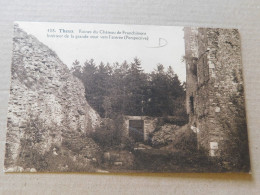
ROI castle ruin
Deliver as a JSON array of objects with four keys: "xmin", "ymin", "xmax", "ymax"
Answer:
[{"xmin": 184, "ymin": 27, "xmax": 249, "ymax": 162}]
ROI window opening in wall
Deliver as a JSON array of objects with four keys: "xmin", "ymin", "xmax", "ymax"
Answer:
[
  {"xmin": 191, "ymin": 58, "xmax": 198, "ymax": 77},
  {"xmin": 190, "ymin": 96, "xmax": 194, "ymax": 114}
]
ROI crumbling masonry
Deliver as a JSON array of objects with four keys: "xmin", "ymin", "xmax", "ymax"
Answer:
[
  {"xmin": 5, "ymin": 25, "xmax": 101, "ymax": 168},
  {"xmin": 184, "ymin": 27, "xmax": 248, "ymax": 158}
]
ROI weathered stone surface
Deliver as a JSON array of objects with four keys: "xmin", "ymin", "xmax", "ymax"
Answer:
[
  {"xmin": 184, "ymin": 27, "xmax": 248, "ymax": 161},
  {"xmin": 5, "ymin": 25, "xmax": 101, "ymax": 169},
  {"xmin": 5, "ymin": 166, "xmax": 24, "ymax": 173},
  {"xmin": 30, "ymin": 168, "xmax": 37, "ymax": 173},
  {"xmin": 151, "ymin": 124, "xmax": 180, "ymax": 146}
]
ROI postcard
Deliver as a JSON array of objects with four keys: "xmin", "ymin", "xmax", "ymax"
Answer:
[{"xmin": 4, "ymin": 22, "xmax": 250, "ymax": 173}]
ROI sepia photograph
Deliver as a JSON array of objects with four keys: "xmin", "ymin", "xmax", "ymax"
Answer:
[{"xmin": 4, "ymin": 22, "xmax": 250, "ymax": 173}]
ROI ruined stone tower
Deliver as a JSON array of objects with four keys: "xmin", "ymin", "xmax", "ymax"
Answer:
[{"xmin": 184, "ymin": 27, "xmax": 249, "ymax": 162}]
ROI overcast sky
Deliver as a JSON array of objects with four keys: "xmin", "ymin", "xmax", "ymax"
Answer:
[{"xmin": 17, "ymin": 21, "xmax": 186, "ymax": 82}]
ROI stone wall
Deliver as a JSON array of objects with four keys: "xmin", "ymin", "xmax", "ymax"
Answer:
[
  {"xmin": 5, "ymin": 25, "xmax": 101, "ymax": 167},
  {"xmin": 123, "ymin": 116, "xmax": 158, "ymax": 141},
  {"xmin": 184, "ymin": 27, "xmax": 248, "ymax": 159},
  {"xmin": 184, "ymin": 27, "xmax": 199, "ymax": 115}
]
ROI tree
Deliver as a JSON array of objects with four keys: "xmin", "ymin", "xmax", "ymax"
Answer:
[
  {"xmin": 81, "ymin": 59, "xmax": 99, "ymax": 113},
  {"xmin": 124, "ymin": 57, "xmax": 147, "ymax": 115},
  {"xmin": 71, "ymin": 60, "xmax": 82, "ymax": 79},
  {"xmin": 103, "ymin": 96, "xmax": 112, "ymax": 118},
  {"xmin": 147, "ymin": 64, "xmax": 186, "ymax": 117},
  {"xmin": 93, "ymin": 62, "xmax": 110, "ymax": 116},
  {"xmin": 71, "ymin": 57, "xmax": 187, "ymax": 123}
]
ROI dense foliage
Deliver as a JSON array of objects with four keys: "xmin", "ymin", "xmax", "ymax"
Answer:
[{"xmin": 71, "ymin": 58, "xmax": 187, "ymax": 119}]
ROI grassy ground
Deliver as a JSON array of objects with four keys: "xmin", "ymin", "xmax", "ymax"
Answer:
[
  {"xmin": 100, "ymin": 147, "xmax": 223, "ymax": 173},
  {"xmin": 97, "ymin": 124, "xmax": 224, "ymax": 173}
]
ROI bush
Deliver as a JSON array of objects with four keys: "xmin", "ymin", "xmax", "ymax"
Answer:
[
  {"xmin": 14, "ymin": 115, "xmax": 101, "ymax": 172},
  {"xmin": 16, "ymin": 138, "xmax": 48, "ymax": 171},
  {"xmin": 162, "ymin": 115, "xmax": 188, "ymax": 126},
  {"xmin": 62, "ymin": 131, "xmax": 101, "ymax": 160},
  {"xmin": 121, "ymin": 136, "xmax": 135, "ymax": 151},
  {"xmin": 90, "ymin": 114, "xmax": 125, "ymax": 149},
  {"xmin": 172, "ymin": 125, "xmax": 197, "ymax": 153},
  {"xmin": 41, "ymin": 144, "xmax": 97, "ymax": 172}
]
